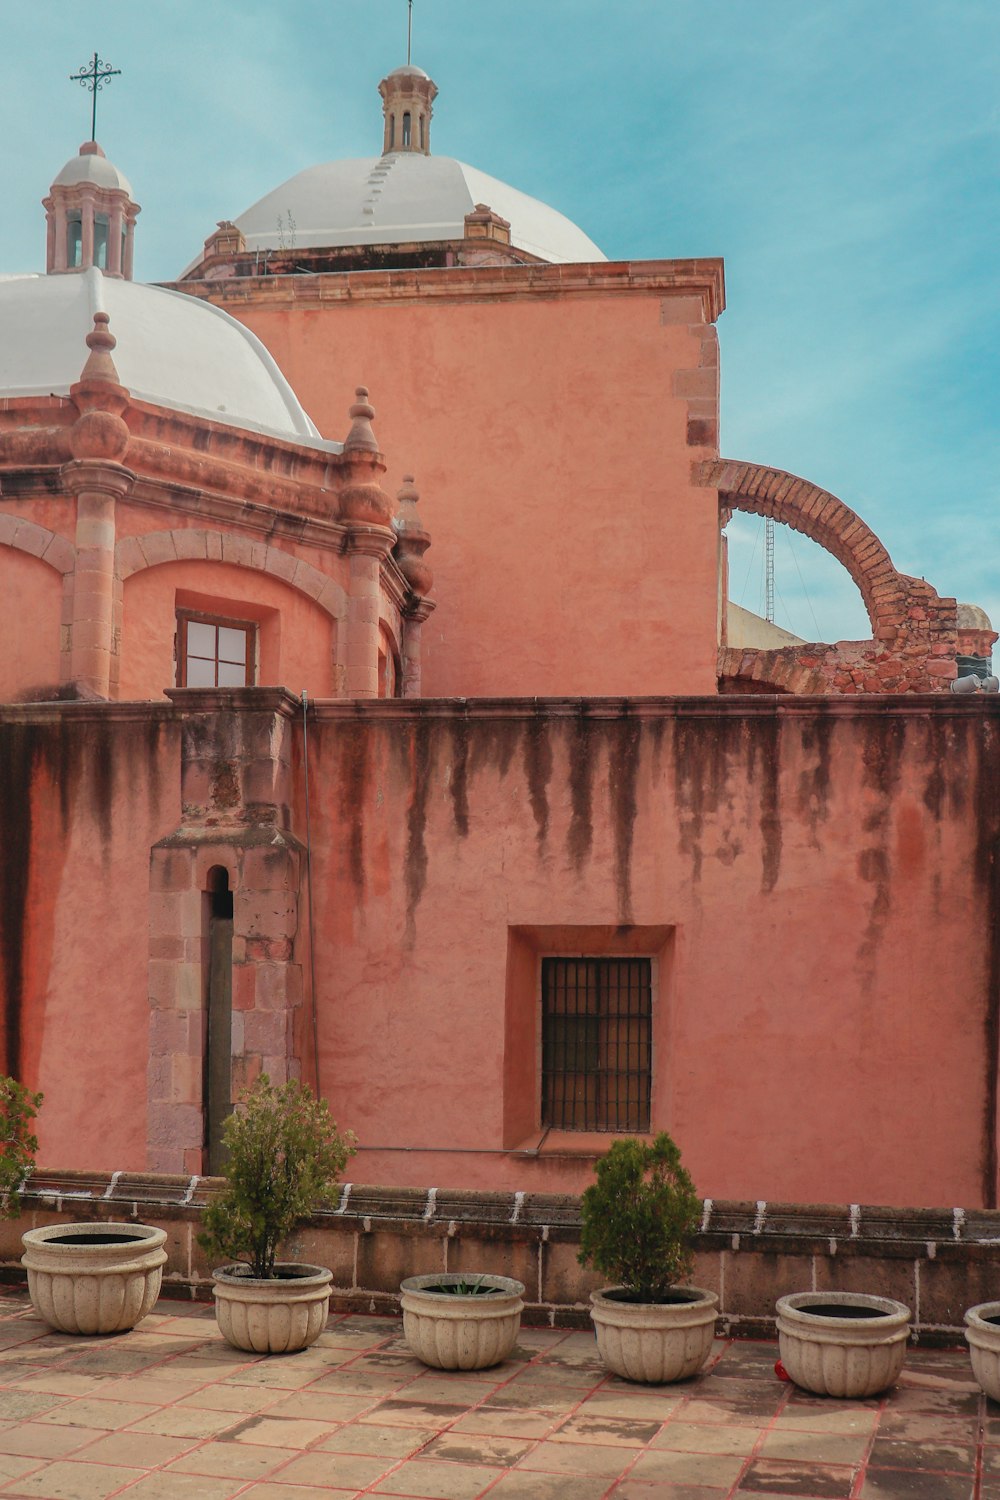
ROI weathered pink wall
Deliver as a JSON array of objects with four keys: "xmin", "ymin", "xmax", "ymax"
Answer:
[
  {"xmin": 0, "ymin": 708, "xmax": 180, "ymax": 1169},
  {"xmin": 0, "ymin": 552, "xmax": 62, "ymax": 700},
  {"xmin": 4, "ymin": 695, "xmax": 997, "ymax": 1210},
  {"xmin": 209, "ymin": 283, "xmax": 722, "ymax": 699},
  {"xmin": 301, "ymin": 699, "xmax": 999, "ymax": 1208}
]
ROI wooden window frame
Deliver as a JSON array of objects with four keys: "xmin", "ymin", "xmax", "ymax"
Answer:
[
  {"xmin": 540, "ymin": 956, "xmax": 653, "ymax": 1133},
  {"xmin": 176, "ymin": 609, "xmax": 256, "ymax": 689}
]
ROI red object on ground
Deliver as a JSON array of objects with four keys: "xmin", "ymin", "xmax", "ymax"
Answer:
[{"xmin": 774, "ymin": 1359, "xmax": 791, "ymax": 1381}]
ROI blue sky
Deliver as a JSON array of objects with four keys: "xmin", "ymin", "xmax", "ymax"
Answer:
[{"xmin": 1, "ymin": 1, "xmax": 997, "ymax": 643}]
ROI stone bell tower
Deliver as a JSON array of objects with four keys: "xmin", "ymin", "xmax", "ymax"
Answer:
[
  {"xmin": 43, "ymin": 142, "xmax": 141, "ymax": 279},
  {"xmin": 379, "ymin": 65, "xmax": 438, "ymax": 155}
]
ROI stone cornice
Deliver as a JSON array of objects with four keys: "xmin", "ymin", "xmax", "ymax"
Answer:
[{"xmin": 167, "ymin": 257, "xmax": 727, "ymax": 324}]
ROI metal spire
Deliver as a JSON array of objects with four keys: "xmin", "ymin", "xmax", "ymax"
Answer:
[
  {"xmin": 407, "ymin": 0, "xmax": 413, "ymax": 65},
  {"xmin": 70, "ymin": 52, "xmax": 122, "ymax": 142}
]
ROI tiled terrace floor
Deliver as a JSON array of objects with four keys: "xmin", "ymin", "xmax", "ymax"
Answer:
[{"xmin": 0, "ymin": 1289, "xmax": 995, "ymax": 1499}]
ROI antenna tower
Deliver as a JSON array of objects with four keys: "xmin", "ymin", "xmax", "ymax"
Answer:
[{"xmin": 764, "ymin": 517, "xmax": 775, "ymax": 624}]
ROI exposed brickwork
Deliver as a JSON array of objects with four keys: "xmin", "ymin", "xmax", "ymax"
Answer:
[{"xmin": 705, "ymin": 460, "xmax": 960, "ymax": 693}]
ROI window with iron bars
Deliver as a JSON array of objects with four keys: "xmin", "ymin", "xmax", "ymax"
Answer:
[{"xmin": 541, "ymin": 957, "xmax": 652, "ymax": 1132}]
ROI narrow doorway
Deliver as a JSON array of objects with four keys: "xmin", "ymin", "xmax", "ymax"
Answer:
[{"xmin": 205, "ymin": 867, "xmax": 233, "ymax": 1174}]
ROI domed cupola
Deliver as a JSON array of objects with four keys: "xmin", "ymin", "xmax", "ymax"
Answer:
[
  {"xmin": 379, "ymin": 64, "xmax": 438, "ymax": 155},
  {"xmin": 43, "ymin": 141, "xmax": 141, "ymax": 279}
]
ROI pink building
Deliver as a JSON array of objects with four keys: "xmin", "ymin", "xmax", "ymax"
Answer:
[{"xmin": 1, "ymin": 63, "xmax": 998, "ymax": 1218}]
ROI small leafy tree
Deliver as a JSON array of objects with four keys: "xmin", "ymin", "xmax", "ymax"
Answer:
[
  {"xmin": 0, "ymin": 1076, "xmax": 42, "ymax": 1218},
  {"xmin": 198, "ymin": 1076, "xmax": 356, "ymax": 1280},
  {"xmin": 578, "ymin": 1133, "xmax": 701, "ymax": 1301}
]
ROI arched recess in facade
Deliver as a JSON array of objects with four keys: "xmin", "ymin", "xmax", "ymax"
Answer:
[
  {"xmin": 705, "ymin": 458, "xmax": 911, "ymax": 641},
  {"xmin": 0, "ymin": 522, "xmax": 77, "ymax": 683},
  {"xmin": 114, "ymin": 529, "xmax": 350, "ymax": 692}
]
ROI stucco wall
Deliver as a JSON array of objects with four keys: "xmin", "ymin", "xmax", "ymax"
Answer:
[
  {"xmin": 2, "ymin": 695, "xmax": 997, "ymax": 1210},
  {"xmin": 210, "ymin": 281, "xmax": 722, "ymax": 699}
]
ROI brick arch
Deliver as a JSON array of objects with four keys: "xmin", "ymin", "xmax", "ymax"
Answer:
[
  {"xmin": 717, "ymin": 647, "xmax": 828, "ymax": 695},
  {"xmin": 706, "ymin": 459, "xmax": 908, "ymax": 641},
  {"xmin": 114, "ymin": 529, "xmax": 347, "ymax": 619},
  {"xmin": 0, "ymin": 519, "xmax": 75, "ymax": 575}
]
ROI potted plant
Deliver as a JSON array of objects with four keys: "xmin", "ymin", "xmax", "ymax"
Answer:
[
  {"xmin": 964, "ymin": 1301, "xmax": 1000, "ymax": 1400},
  {"xmin": 400, "ymin": 1271, "xmax": 526, "ymax": 1371},
  {"xmin": 775, "ymin": 1292, "xmax": 911, "ymax": 1398},
  {"xmin": 8, "ymin": 1076, "xmax": 167, "ymax": 1337},
  {"xmin": 579, "ymin": 1132, "xmax": 717, "ymax": 1384},
  {"xmin": 199, "ymin": 1074, "xmax": 356, "ymax": 1355}
]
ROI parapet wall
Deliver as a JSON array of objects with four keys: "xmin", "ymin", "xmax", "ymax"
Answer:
[{"xmin": 4, "ymin": 1173, "xmax": 997, "ymax": 1345}]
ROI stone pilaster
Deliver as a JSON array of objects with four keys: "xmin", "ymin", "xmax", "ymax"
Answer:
[{"xmin": 147, "ymin": 690, "xmax": 307, "ymax": 1174}]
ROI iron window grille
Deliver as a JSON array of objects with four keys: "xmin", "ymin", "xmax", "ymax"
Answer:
[{"xmin": 541, "ymin": 957, "xmax": 652, "ymax": 1132}]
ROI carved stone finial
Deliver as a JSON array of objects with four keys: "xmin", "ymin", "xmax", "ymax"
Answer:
[
  {"xmin": 80, "ymin": 312, "xmax": 121, "ymax": 384},
  {"xmin": 394, "ymin": 473, "xmax": 432, "ymax": 598},
  {"xmin": 68, "ymin": 312, "xmax": 130, "ymax": 460},
  {"xmin": 344, "ymin": 386, "xmax": 379, "ymax": 453}
]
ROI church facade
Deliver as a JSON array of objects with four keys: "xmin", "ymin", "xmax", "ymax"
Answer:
[{"xmin": 1, "ymin": 63, "xmax": 998, "ymax": 1213}]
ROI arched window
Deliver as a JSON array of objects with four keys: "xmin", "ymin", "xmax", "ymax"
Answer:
[
  {"xmin": 389, "ymin": 115, "xmax": 395, "ymax": 149},
  {"xmin": 67, "ymin": 212, "xmax": 83, "ymax": 268},
  {"xmin": 419, "ymin": 115, "xmax": 425, "ymax": 150},
  {"xmin": 93, "ymin": 214, "xmax": 109, "ymax": 271},
  {"xmin": 402, "ymin": 111, "xmax": 412, "ymax": 147}
]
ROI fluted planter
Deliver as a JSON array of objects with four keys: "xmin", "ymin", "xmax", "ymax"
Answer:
[
  {"xmin": 965, "ymin": 1302, "xmax": 1000, "ymax": 1399},
  {"xmin": 776, "ymin": 1292, "xmax": 911, "ymax": 1397},
  {"xmin": 22, "ymin": 1222, "xmax": 167, "ymax": 1335},
  {"xmin": 400, "ymin": 1273, "xmax": 525, "ymax": 1370},
  {"xmin": 212, "ymin": 1264, "xmax": 332, "ymax": 1354},
  {"xmin": 590, "ymin": 1286, "xmax": 718, "ymax": 1384}
]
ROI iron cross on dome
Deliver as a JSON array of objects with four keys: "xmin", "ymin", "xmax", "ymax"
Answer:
[{"xmin": 69, "ymin": 52, "xmax": 122, "ymax": 142}]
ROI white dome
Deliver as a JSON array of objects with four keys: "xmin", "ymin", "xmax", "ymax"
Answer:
[
  {"xmin": 0, "ymin": 268, "xmax": 328, "ymax": 445},
  {"xmin": 234, "ymin": 153, "xmax": 606, "ymax": 265},
  {"xmin": 51, "ymin": 143, "xmax": 134, "ymax": 198}
]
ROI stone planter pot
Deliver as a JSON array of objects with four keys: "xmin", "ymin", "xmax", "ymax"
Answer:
[
  {"xmin": 21, "ymin": 1221, "xmax": 167, "ymax": 1335},
  {"xmin": 212, "ymin": 1264, "xmax": 333, "ymax": 1354},
  {"xmin": 400, "ymin": 1273, "xmax": 525, "ymax": 1370},
  {"xmin": 965, "ymin": 1302, "xmax": 1000, "ymax": 1400},
  {"xmin": 776, "ymin": 1291, "xmax": 911, "ymax": 1397},
  {"xmin": 590, "ymin": 1286, "xmax": 719, "ymax": 1384}
]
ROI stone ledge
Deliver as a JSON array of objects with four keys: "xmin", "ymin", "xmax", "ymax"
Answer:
[{"xmin": 1, "ymin": 1173, "xmax": 996, "ymax": 1341}]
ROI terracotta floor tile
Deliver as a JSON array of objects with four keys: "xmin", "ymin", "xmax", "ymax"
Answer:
[
  {"xmin": 106, "ymin": 1472, "xmax": 247, "ymax": 1499},
  {"xmin": 515, "ymin": 1437, "xmax": 635, "ymax": 1477},
  {"xmin": 860, "ymin": 1470, "xmax": 975, "ymax": 1499},
  {"xmin": 239, "ymin": 1487, "xmax": 362, "ymax": 1500},
  {"xmin": 879, "ymin": 1386, "xmax": 980, "ymax": 1416},
  {"xmin": 397, "ymin": 1375, "xmax": 500, "ymax": 1406},
  {"xmin": 0, "ymin": 1451, "xmax": 47, "ymax": 1484},
  {"xmin": 7, "ymin": 1371, "xmax": 102, "ymax": 1398},
  {"xmin": 220, "ymin": 1361, "xmax": 327, "ymax": 1390},
  {"xmin": 7, "ymin": 1458, "xmax": 140, "ymax": 1498},
  {"xmin": 626, "ymin": 1446, "xmax": 747, "ymax": 1486},
  {"xmin": 757, "ymin": 1426, "xmax": 870, "ymax": 1465},
  {"xmin": 879, "ymin": 1409, "xmax": 980, "ymax": 1441},
  {"xmin": 579, "ymin": 1389, "xmax": 683, "ymax": 1420},
  {"xmin": 127, "ymin": 1404, "xmax": 245, "ymax": 1438},
  {"xmin": 37, "ymin": 1396, "xmax": 152, "ymax": 1429},
  {"xmin": 80, "ymin": 1374, "xmax": 207, "ymax": 1404},
  {"xmin": 612, "ymin": 1484, "xmax": 732, "ymax": 1499},
  {"xmin": 262, "ymin": 1390, "xmax": 377, "ymax": 1423},
  {"xmin": 271, "ymin": 1449, "xmax": 398, "ymax": 1487},
  {"xmin": 421, "ymin": 1431, "xmax": 533, "ymax": 1466},
  {"xmin": 224, "ymin": 1414, "xmax": 339, "ymax": 1448},
  {"xmin": 371, "ymin": 1456, "xmax": 505, "ymax": 1497},
  {"xmin": 737, "ymin": 1459, "xmax": 856, "ymax": 1496},
  {"xmin": 69, "ymin": 1428, "xmax": 197, "ymax": 1467},
  {"xmin": 551, "ymin": 1412, "xmax": 663, "ymax": 1446},
  {"xmin": 359, "ymin": 1399, "xmax": 472, "ymax": 1428},
  {"xmin": 770, "ymin": 1404, "xmax": 880, "ymax": 1436},
  {"xmin": 482, "ymin": 1383, "xmax": 584, "ymax": 1413},
  {"xmin": 166, "ymin": 1439, "xmax": 301, "ymax": 1479},
  {"xmin": 0, "ymin": 1389, "xmax": 68, "ymax": 1421},
  {"xmin": 679, "ymin": 1397, "xmax": 777, "ymax": 1428},
  {"xmin": 868, "ymin": 1436, "xmax": 976, "ymax": 1471},
  {"xmin": 176, "ymin": 1384, "xmax": 283, "ymax": 1414},
  {"xmin": 487, "ymin": 1472, "xmax": 612, "ymax": 1499},
  {"xmin": 0, "ymin": 1419, "xmax": 106, "ymax": 1457},
  {"xmin": 652, "ymin": 1418, "xmax": 761, "ymax": 1455},
  {"xmin": 448, "ymin": 1407, "xmax": 558, "ymax": 1439},
  {"xmin": 317, "ymin": 1422, "xmax": 437, "ymax": 1457},
  {"xmin": 310, "ymin": 1370, "xmax": 414, "ymax": 1396}
]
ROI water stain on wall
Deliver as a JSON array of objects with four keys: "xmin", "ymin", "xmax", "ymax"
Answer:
[
  {"xmin": 566, "ymin": 707, "xmax": 594, "ymax": 872},
  {"xmin": 523, "ymin": 711, "xmax": 553, "ymax": 851},
  {"xmin": 608, "ymin": 710, "xmax": 641, "ymax": 923}
]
